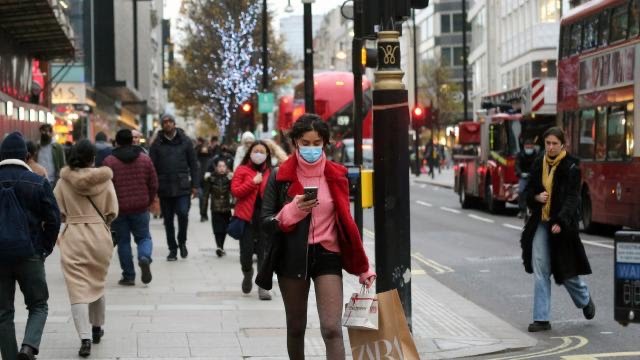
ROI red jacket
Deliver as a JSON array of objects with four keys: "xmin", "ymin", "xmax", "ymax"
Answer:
[
  {"xmin": 103, "ymin": 147, "xmax": 158, "ymax": 215},
  {"xmin": 276, "ymin": 155, "xmax": 369, "ymax": 275},
  {"xmin": 231, "ymin": 164, "xmax": 271, "ymax": 222}
]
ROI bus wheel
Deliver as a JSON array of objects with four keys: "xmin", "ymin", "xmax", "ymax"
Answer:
[
  {"xmin": 459, "ymin": 178, "xmax": 473, "ymax": 209},
  {"xmin": 485, "ymin": 177, "xmax": 505, "ymax": 214},
  {"xmin": 581, "ymin": 189, "xmax": 597, "ymax": 233}
]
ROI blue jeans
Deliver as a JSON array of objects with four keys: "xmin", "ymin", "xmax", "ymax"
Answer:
[
  {"xmin": 0, "ymin": 256, "xmax": 49, "ymax": 358},
  {"xmin": 159, "ymin": 195, "xmax": 191, "ymax": 251},
  {"xmin": 532, "ymin": 223, "xmax": 590, "ymax": 321},
  {"xmin": 112, "ymin": 212, "xmax": 153, "ymax": 280},
  {"xmin": 518, "ymin": 177, "xmax": 529, "ymax": 212}
]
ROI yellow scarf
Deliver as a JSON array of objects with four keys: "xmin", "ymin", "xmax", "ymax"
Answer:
[{"xmin": 541, "ymin": 150, "xmax": 567, "ymax": 221}]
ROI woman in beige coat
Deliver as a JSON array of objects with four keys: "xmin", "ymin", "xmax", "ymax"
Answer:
[{"xmin": 54, "ymin": 139, "xmax": 118, "ymax": 357}]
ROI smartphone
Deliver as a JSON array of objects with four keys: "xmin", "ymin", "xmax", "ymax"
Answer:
[{"xmin": 303, "ymin": 186, "xmax": 318, "ymax": 201}]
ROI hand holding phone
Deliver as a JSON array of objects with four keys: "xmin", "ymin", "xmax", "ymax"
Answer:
[{"xmin": 303, "ymin": 186, "xmax": 318, "ymax": 201}]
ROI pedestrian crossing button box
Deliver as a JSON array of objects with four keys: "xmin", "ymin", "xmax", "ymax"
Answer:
[
  {"xmin": 614, "ymin": 231, "xmax": 640, "ymax": 326},
  {"xmin": 346, "ymin": 166, "xmax": 360, "ymax": 200}
]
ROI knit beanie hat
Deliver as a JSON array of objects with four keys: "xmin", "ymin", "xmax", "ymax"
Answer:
[{"xmin": 0, "ymin": 132, "xmax": 28, "ymax": 160}]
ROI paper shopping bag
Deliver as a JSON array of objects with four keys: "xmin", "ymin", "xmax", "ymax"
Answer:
[
  {"xmin": 342, "ymin": 288, "xmax": 379, "ymax": 330},
  {"xmin": 347, "ymin": 289, "xmax": 420, "ymax": 360}
]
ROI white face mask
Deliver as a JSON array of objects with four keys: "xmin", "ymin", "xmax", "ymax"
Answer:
[{"xmin": 250, "ymin": 152, "xmax": 267, "ymax": 165}]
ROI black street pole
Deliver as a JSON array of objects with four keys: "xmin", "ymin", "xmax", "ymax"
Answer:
[
  {"xmin": 462, "ymin": 0, "xmax": 469, "ymax": 121},
  {"xmin": 303, "ymin": 2, "xmax": 315, "ymax": 113},
  {"xmin": 352, "ymin": 0, "xmax": 364, "ymax": 237},
  {"xmin": 412, "ymin": 8, "xmax": 421, "ymax": 177},
  {"xmin": 372, "ymin": 30, "xmax": 412, "ymax": 328},
  {"xmin": 262, "ymin": 0, "xmax": 269, "ymax": 132}
]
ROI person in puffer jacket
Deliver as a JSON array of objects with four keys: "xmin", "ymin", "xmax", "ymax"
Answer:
[{"xmin": 103, "ymin": 129, "xmax": 158, "ymax": 286}]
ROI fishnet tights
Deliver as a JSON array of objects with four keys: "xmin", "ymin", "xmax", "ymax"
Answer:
[{"xmin": 278, "ymin": 275, "xmax": 345, "ymax": 360}]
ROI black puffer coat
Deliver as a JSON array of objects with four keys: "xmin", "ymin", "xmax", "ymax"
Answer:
[
  {"xmin": 520, "ymin": 153, "xmax": 592, "ymax": 284},
  {"xmin": 149, "ymin": 128, "xmax": 199, "ymax": 198}
]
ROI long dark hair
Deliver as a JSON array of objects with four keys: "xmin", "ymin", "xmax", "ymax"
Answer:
[
  {"xmin": 68, "ymin": 139, "xmax": 96, "ymax": 170},
  {"xmin": 241, "ymin": 140, "xmax": 272, "ymax": 168}
]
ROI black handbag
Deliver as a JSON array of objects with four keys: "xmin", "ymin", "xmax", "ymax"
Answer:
[
  {"xmin": 87, "ymin": 196, "xmax": 118, "ymax": 247},
  {"xmin": 227, "ymin": 216, "xmax": 247, "ymax": 240}
]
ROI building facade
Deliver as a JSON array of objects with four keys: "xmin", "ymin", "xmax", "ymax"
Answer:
[
  {"xmin": 0, "ymin": 0, "xmax": 74, "ymax": 141},
  {"xmin": 468, "ymin": 0, "xmax": 566, "ymax": 119},
  {"xmin": 50, "ymin": 0, "xmax": 167, "ymax": 143},
  {"xmin": 314, "ymin": 8, "xmax": 353, "ymax": 72},
  {"xmin": 404, "ymin": 0, "xmax": 473, "ymax": 121}
]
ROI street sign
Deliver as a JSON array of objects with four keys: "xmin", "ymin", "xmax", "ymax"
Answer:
[
  {"xmin": 258, "ymin": 92, "xmax": 275, "ymax": 114},
  {"xmin": 614, "ymin": 231, "xmax": 640, "ymax": 326}
]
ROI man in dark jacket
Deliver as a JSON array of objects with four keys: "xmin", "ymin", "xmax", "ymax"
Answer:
[
  {"xmin": 94, "ymin": 131, "xmax": 113, "ymax": 167},
  {"xmin": 516, "ymin": 139, "xmax": 538, "ymax": 218},
  {"xmin": 0, "ymin": 132, "xmax": 61, "ymax": 360},
  {"xmin": 36, "ymin": 124, "xmax": 65, "ymax": 186},
  {"xmin": 104, "ymin": 129, "xmax": 159, "ymax": 285},
  {"xmin": 149, "ymin": 114, "xmax": 199, "ymax": 261}
]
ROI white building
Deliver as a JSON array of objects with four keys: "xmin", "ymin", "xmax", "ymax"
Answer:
[
  {"xmin": 279, "ymin": 14, "xmax": 323, "ymax": 62},
  {"xmin": 314, "ymin": 8, "xmax": 353, "ymax": 72},
  {"xmin": 468, "ymin": 0, "xmax": 568, "ymax": 119},
  {"xmin": 403, "ymin": 0, "xmax": 473, "ymax": 119}
]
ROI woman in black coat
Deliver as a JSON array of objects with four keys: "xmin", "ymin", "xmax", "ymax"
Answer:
[{"xmin": 520, "ymin": 127, "xmax": 595, "ymax": 332}]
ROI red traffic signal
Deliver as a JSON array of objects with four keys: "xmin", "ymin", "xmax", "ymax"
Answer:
[
  {"xmin": 241, "ymin": 102, "xmax": 252, "ymax": 113},
  {"xmin": 411, "ymin": 105, "xmax": 425, "ymax": 129}
]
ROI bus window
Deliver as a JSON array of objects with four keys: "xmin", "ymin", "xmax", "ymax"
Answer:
[
  {"xmin": 599, "ymin": 10, "xmax": 610, "ymax": 47},
  {"xmin": 610, "ymin": 6, "xmax": 629, "ymax": 42},
  {"xmin": 596, "ymin": 108, "xmax": 607, "ymax": 161},
  {"xmin": 571, "ymin": 22, "xmax": 583, "ymax": 54},
  {"xmin": 579, "ymin": 109, "xmax": 595, "ymax": 159},
  {"xmin": 583, "ymin": 16, "xmax": 599, "ymax": 50},
  {"xmin": 608, "ymin": 106, "xmax": 627, "ymax": 160},
  {"xmin": 561, "ymin": 25, "xmax": 572, "ymax": 58},
  {"xmin": 626, "ymin": 102, "xmax": 635, "ymax": 156},
  {"xmin": 631, "ymin": 0, "xmax": 640, "ymax": 37}
]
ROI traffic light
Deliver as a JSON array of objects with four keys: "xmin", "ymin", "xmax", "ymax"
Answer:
[
  {"xmin": 411, "ymin": 105, "xmax": 425, "ymax": 130},
  {"xmin": 239, "ymin": 101, "xmax": 255, "ymax": 131}
]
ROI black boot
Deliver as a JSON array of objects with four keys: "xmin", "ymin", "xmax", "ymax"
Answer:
[
  {"xmin": 78, "ymin": 339, "xmax": 91, "ymax": 357},
  {"xmin": 17, "ymin": 345, "xmax": 36, "ymax": 360},
  {"xmin": 179, "ymin": 243, "xmax": 188, "ymax": 258},
  {"xmin": 527, "ymin": 321, "xmax": 551, "ymax": 332},
  {"xmin": 92, "ymin": 326, "xmax": 104, "ymax": 344},
  {"xmin": 242, "ymin": 269, "xmax": 254, "ymax": 294},
  {"xmin": 167, "ymin": 249, "xmax": 177, "ymax": 261}
]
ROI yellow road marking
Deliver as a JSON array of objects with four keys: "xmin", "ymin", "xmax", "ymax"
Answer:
[
  {"xmin": 562, "ymin": 352, "xmax": 640, "ymax": 360},
  {"xmin": 411, "ymin": 252, "xmax": 454, "ymax": 274},
  {"xmin": 489, "ymin": 336, "xmax": 588, "ymax": 360}
]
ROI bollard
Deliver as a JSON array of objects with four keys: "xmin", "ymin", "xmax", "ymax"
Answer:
[
  {"xmin": 361, "ymin": 169, "xmax": 374, "ymax": 208},
  {"xmin": 614, "ymin": 230, "xmax": 640, "ymax": 326}
]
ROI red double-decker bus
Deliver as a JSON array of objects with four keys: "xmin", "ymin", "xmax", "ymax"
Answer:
[
  {"xmin": 557, "ymin": 0, "xmax": 640, "ymax": 231},
  {"xmin": 276, "ymin": 72, "xmax": 373, "ymax": 139}
]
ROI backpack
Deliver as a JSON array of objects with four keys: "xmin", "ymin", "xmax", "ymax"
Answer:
[{"xmin": 0, "ymin": 172, "xmax": 34, "ymax": 260}]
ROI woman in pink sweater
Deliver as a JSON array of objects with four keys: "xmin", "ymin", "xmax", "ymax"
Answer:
[{"xmin": 260, "ymin": 114, "xmax": 376, "ymax": 359}]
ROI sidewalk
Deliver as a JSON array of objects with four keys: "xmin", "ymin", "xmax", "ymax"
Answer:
[
  {"xmin": 13, "ymin": 200, "xmax": 534, "ymax": 359},
  {"xmin": 412, "ymin": 167, "xmax": 455, "ymax": 189}
]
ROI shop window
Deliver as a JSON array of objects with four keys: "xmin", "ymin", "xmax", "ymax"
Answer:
[
  {"xmin": 570, "ymin": 22, "xmax": 583, "ymax": 54},
  {"xmin": 630, "ymin": 0, "xmax": 640, "ymax": 37},
  {"xmin": 532, "ymin": 60, "xmax": 557, "ymax": 78},
  {"xmin": 610, "ymin": 6, "xmax": 628, "ymax": 42},
  {"xmin": 579, "ymin": 109, "xmax": 595, "ymax": 159},
  {"xmin": 595, "ymin": 108, "xmax": 607, "ymax": 161}
]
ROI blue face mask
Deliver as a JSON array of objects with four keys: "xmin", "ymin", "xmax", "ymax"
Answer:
[{"xmin": 299, "ymin": 146, "xmax": 323, "ymax": 163}]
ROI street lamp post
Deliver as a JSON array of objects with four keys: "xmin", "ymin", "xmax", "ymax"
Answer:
[
  {"xmin": 262, "ymin": 0, "xmax": 269, "ymax": 132},
  {"xmin": 302, "ymin": 0, "xmax": 315, "ymax": 113}
]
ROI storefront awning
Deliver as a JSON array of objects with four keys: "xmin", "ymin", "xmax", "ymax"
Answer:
[{"xmin": 0, "ymin": 0, "xmax": 75, "ymax": 60}]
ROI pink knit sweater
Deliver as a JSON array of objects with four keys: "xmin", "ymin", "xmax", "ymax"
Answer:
[{"xmin": 276, "ymin": 152, "xmax": 340, "ymax": 252}]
